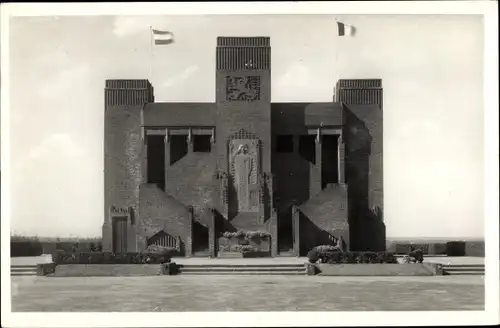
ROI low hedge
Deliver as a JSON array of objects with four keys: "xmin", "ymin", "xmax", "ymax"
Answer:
[
  {"xmin": 465, "ymin": 241, "xmax": 485, "ymax": 257},
  {"xmin": 307, "ymin": 247, "xmax": 399, "ymax": 264},
  {"xmin": 389, "ymin": 241, "xmax": 483, "ymax": 256},
  {"xmin": 11, "ymin": 237, "xmax": 103, "ymax": 257},
  {"xmin": 446, "ymin": 241, "xmax": 466, "ymax": 256},
  {"xmin": 11, "ymin": 241, "xmax": 43, "ymax": 257},
  {"xmin": 52, "ymin": 251, "xmax": 173, "ymax": 265}
]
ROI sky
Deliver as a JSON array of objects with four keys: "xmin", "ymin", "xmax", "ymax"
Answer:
[{"xmin": 7, "ymin": 14, "xmax": 484, "ymax": 238}]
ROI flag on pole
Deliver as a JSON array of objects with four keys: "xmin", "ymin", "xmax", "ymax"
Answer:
[
  {"xmin": 151, "ymin": 28, "xmax": 174, "ymax": 45},
  {"xmin": 336, "ymin": 21, "xmax": 353, "ymax": 37}
]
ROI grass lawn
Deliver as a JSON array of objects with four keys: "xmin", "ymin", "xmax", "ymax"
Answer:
[{"xmin": 11, "ymin": 275, "xmax": 484, "ymax": 312}]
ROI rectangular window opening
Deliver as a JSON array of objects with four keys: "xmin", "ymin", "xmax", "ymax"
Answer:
[
  {"xmin": 170, "ymin": 135, "xmax": 188, "ymax": 165},
  {"xmin": 299, "ymin": 135, "xmax": 316, "ymax": 164},
  {"xmin": 276, "ymin": 135, "xmax": 294, "ymax": 153},
  {"xmin": 193, "ymin": 135, "xmax": 212, "ymax": 153},
  {"xmin": 147, "ymin": 135, "xmax": 165, "ymax": 190}
]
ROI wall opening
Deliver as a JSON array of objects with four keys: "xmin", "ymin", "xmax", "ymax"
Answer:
[
  {"xmin": 321, "ymin": 135, "xmax": 339, "ymax": 189},
  {"xmin": 170, "ymin": 135, "xmax": 188, "ymax": 165},
  {"xmin": 147, "ymin": 135, "xmax": 165, "ymax": 190},
  {"xmin": 193, "ymin": 135, "xmax": 212, "ymax": 153},
  {"xmin": 112, "ymin": 216, "xmax": 127, "ymax": 253},
  {"xmin": 276, "ymin": 135, "xmax": 294, "ymax": 153},
  {"xmin": 299, "ymin": 135, "xmax": 316, "ymax": 164}
]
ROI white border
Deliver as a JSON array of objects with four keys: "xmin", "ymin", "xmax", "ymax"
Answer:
[{"xmin": 1, "ymin": 1, "xmax": 498, "ymax": 327}]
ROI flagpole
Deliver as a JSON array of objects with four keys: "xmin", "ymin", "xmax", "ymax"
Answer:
[{"xmin": 148, "ymin": 25, "xmax": 153, "ymax": 82}]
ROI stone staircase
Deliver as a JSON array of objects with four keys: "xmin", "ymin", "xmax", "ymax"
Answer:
[
  {"xmin": 298, "ymin": 183, "xmax": 348, "ymax": 230},
  {"xmin": 11, "ymin": 265, "xmax": 37, "ymax": 276},
  {"xmin": 177, "ymin": 263, "xmax": 306, "ymax": 275},
  {"xmin": 442, "ymin": 264, "xmax": 485, "ymax": 276}
]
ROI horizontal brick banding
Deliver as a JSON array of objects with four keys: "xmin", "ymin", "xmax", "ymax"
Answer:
[
  {"xmin": 105, "ymin": 79, "xmax": 154, "ymax": 107},
  {"xmin": 105, "ymin": 79, "xmax": 152, "ymax": 89},
  {"xmin": 217, "ymin": 46, "xmax": 271, "ymax": 70},
  {"xmin": 217, "ymin": 37, "xmax": 270, "ymax": 47},
  {"xmin": 337, "ymin": 79, "xmax": 382, "ymax": 89}
]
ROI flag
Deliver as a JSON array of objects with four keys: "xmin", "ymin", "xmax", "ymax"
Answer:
[
  {"xmin": 151, "ymin": 28, "xmax": 174, "ymax": 45},
  {"xmin": 336, "ymin": 21, "xmax": 353, "ymax": 37}
]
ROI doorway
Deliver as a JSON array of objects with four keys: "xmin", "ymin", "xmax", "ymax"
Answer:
[
  {"xmin": 278, "ymin": 208, "xmax": 294, "ymax": 256},
  {"xmin": 112, "ymin": 217, "xmax": 128, "ymax": 253},
  {"xmin": 321, "ymin": 135, "xmax": 339, "ymax": 189}
]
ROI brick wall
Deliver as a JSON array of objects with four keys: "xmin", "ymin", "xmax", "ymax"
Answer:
[
  {"xmin": 165, "ymin": 152, "xmax": 217, "ymax": 225},
  {"xmin": 103, "ymin": 105, "xmax": 144, "ymax": 252},
  {"xmin": 344, "ymin": 104, "xmax": 384, "ymax": 251},
  {"xmin": 298, "ymin": 184, "xmax": 349, "ymax": 254},
  {"xmin": 137, "ymin": 184, "xmax": 189, "ymax": 253}
]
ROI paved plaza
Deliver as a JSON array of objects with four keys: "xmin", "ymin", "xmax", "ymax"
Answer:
[{"xmin": 11, "ymin": 274, "xmax": 484, "ymax": 312}]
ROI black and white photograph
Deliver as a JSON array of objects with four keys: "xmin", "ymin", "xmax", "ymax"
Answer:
[{"xmin": 1, "ymin": 1, "xmax": 498, "ymax": 327}]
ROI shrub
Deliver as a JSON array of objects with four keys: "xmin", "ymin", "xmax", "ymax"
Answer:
[
  {"xmin": 52, "ymin": 251, "xmax": 173, "ymax": 265},
  {"xmin": 11, "ymin": 240, "xmax": 43, "ymax": 257},
  {"xmin": 222, "ymin": 230, "xmax": 270, "ymax": 240},
  {"xmin": 306, "ymin": 246, "xmax": 398, "ymax": 264},
  {"xmin": 307, "ymin": 248, "xmax": 320, "ymax": 263},
  {"xmin": 446, "ymin": 241, "xmax": 466, "ymax": 256},
  {"xmin": 465, "ymin": 241, "xmax": 485, "ymax": 257},
  {"xmin": 409, "ymin": 249, "xmax": 424, "ymax": 263},
  {"xmin": 230, "ymin": 244, "xmax": 258, "ymax": 254},
  {"xmin": 428, "ymin": 243, "xmax": 447, "ymax": 255},
  {"xmin": 394, "ymin": 244, "xmax": 412, "ymax": 255}
]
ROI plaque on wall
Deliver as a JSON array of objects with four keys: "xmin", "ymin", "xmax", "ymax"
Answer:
[{"xmin": 226, "ymin": 76, "xmax": 261, "ymax": 101}]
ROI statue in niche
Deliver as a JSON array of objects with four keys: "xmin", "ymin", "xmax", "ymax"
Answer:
[{"xmin": 229, "ymin": 141, "xmax": 259, "ymax": 212}]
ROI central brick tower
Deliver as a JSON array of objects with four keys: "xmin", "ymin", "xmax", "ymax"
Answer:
[{"xmin": 214, "ymin": 37, "xmax": 274, "ymax": 231}]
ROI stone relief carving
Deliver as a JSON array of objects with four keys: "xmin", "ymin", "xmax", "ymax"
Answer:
[
  {"xmin": 229, "ymin": 139, "xmax": 260, "ymax": 212},
  {"xmin": 226, "ymin": 76, "xmax": 261, "ymax": 101}
]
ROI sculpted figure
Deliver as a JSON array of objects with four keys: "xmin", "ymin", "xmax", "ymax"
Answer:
[{"xmin": 233, "ymin": 144, "xmax": 254, "ymax": 211}]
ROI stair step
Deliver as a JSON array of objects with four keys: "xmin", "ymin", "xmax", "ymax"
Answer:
[
  {"xmin": 180, "ymin": 271, "xmax": 305, "ymax": 275},
  {"xmin": 11, "ymin": 271, "xmax": 37, "ymax": 276},
  {"xmin": 443, "ymin": 267, "xmax": 484, "ymax": 271},
  {"xmin": 443, "ymin": 264, "xmax": 485, "ymax": 267},
  {"xmin": 278, "ymin": 252, "xmax": 295, "ymax": 257},
  {"xmin": 179, "ymin": 264, "xmax": 304, "ymax": 268},
  {"xmin": 11, "ymin": 267, "xmax": 37, "ymax": 272},
  {"xmin": 444, "ymin": 272, "xmax": 484, "ymax": 276},
  {"xmin": 180, "ymin": 267, "xmax": 304, "ymax": 272}
]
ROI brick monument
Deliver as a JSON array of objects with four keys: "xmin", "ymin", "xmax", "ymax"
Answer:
[{"xmin": 103, "ymin": 37, "xmax": 384, "ymax": 257}]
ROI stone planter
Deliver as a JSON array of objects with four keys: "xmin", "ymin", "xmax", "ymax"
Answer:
[
  {"xmin": 218, "ymin": 235, "xmax": 271, "ymax": 257},
  {"xmin": 36, "ymin": 263, "xmax": 56, "ymax": 276},
  {"xmin": 311, "ymin": 263, "xmax": 438, "ymax": 276}
]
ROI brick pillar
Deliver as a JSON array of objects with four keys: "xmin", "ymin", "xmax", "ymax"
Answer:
[
  {"xmin": 338, "ymin": 134, "xmax": 346, "ymax": 185},
  {"xmin": 185, "ymin": 206, "xmax": 194, "ymax": 257},
  {"xmin": 312, "ymin": 129, "xmax": 322, "ymax": 195},
  {"xmin": 221, "ymin": 172, "xmax": 229, "ymax": 219},
  {"xmin": 187, "ymin": 128, "xmax": 193, "ymax": 153},
  {"xmin": 292, "ymin": 204, "xmax": 300, "ymax": 257},
  {"xmin": 208, "ymin": 208, "xmax": 216, "ymax": 258},
  {"xmin": 141, "ymin": 128, "xmax": 148, "ymax": 183},
  {"xmin": 164, "ymin": 129, "xmax": 170, "ymax": 186},
  {"xmin": 270, "ymin": 208, "xmax": 278, "ymax": 257},
  {"xmin": 259, "ymin": 173, "xmax": 266, "ymax": 224}
]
